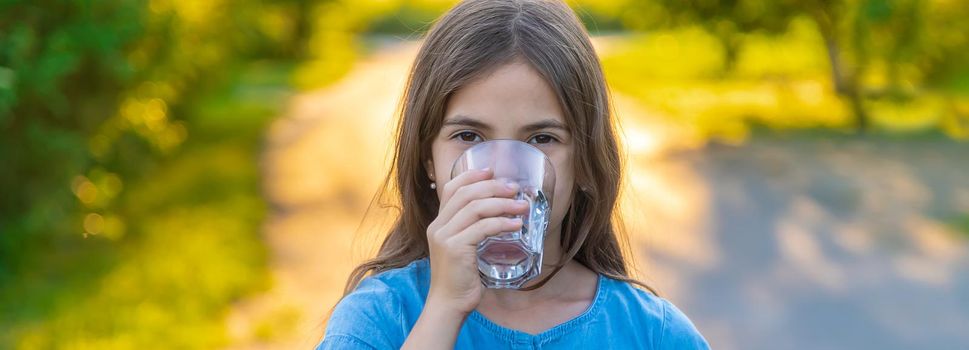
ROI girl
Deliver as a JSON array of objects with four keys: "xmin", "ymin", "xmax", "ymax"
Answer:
[{"xmin": 319, "ymin": 0, "xmax": 710, "ymax": 348}]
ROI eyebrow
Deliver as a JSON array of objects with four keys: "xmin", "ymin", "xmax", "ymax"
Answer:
[
  {"xmin": 442, "ymin": 116, "xmax": 492, "ymax": 131},
  {"xmin": 442, "ymin": 115, "xmax": 569, "ymax": 133}
]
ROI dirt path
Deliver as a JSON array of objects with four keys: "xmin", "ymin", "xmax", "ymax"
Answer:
[
  {"xmin": 224, "ymin": 41, "xmax": 419, "ymax": 349},
  {"xmin": 226, "ymin": 40, "xmax": 969, "ymax": 349},
  {"xmin": 634, "ymin": 137, "xmax": 969, "ymax": 349}
]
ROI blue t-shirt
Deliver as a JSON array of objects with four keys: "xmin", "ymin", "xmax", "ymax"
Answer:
[{"xmin": 318, "ymin": 258, "xmax": 710, "ymax": 349}]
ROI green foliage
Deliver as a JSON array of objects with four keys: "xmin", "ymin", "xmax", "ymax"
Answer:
[
  {"xmin": 0, "ymin": 0, "xmax": 346, "ymax": 348},
  {"xmin": 0, "ymin": 61, "xmax": 293, "ymax": 349},
  {"xmin": 591, "ymin": 0, "xmax": 969, "ymax": 136},
  {"xmin": 602, "ymin": 24, "xmax": 851, "ymax": 143},
  {"xmin": 601, "ymin": 17, "xmax": 969, "ymax": 143},
  {"xmin": 949, "ymin": 214, "xmax": 969, "ymax": 239},
  {"xmin": 365, "ymin": 2, "xmax": 443, "ymax": 34},
  {"xmin": 1, "ymin": 0, "xmax": 278, "ymax": 276},
  {"xmin": 1, "ymin": 0, "xmax": 141, "ymax": 276},
  {"xmin": 613, "ymin": 0, "xmax": 969, "ymax": 132}
]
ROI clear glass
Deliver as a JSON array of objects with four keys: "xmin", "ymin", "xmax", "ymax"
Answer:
[{"xmin": 450, "ymin": 140, "xmax": 555, "ymax": 289}]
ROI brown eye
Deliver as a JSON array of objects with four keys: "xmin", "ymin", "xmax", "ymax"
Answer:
[
  {"xmin": 528, "ymin": 134, "xmax": 555, "ymax": 144},
  {"xmin": 454, "ymin": 131, "xmax": 482, "ymax": 142}
]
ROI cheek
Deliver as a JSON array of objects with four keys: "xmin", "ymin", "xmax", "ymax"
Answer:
[
  {"xmin": 430, "ymin": 140, "xmax": 464, "ymax": 192},
  {"xmin": 547, "ymin": 149, "xmax": 574, "ymax": 230}
]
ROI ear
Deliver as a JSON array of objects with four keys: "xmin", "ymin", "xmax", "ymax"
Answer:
[{"xmin": 424, "ymin": 158, "xmax": 436, "ymax": 182}]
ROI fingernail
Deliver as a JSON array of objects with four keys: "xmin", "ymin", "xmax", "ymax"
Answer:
[
  {"xmin": 515, "ymin": 199, "xmax": 528, "ymax": 206},
  {"xmin": 506, "ymin": 182, "xmax": 519, "ymax": 191},
  {"xmin": 507, "ymin": 217, "xmax": 523, "ymax": 225}
]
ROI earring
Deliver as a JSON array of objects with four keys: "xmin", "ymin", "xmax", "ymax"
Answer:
[{"xmin": 430, "ymin": 182, "xmax": 437, "ymax": 189}]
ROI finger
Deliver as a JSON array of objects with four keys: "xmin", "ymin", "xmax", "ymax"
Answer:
[
  {"xmin": 439, "ymin": 168, "xmax": 493, "ymax": 206},
  {"xmin": 437, "ymin": 197, "xmax": 529, "ymax": 239},
  {"xmin": 437, "ymin": 178, "xmax": 520, "ymax": 225},
  {"xmin": 448, "ymin": 216, "xmax": 523, "ymax": 248}
]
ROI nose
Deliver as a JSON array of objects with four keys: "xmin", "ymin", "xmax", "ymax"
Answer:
[{"xmin": 492, "ymin": 140, "xmax": 525, "ymax": 182}]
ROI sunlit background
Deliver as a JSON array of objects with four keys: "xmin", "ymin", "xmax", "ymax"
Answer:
[{"xmin": 2, "ymin": 0, "xmax": 969, "ymax": 349}]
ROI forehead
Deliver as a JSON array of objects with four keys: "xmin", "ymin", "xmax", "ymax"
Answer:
[{"xmin": 444, "ymin": 60, "xmax": 566, "ymax": 129}]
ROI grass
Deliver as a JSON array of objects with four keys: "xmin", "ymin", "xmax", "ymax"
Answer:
[
  {"xmin": 599, "ymin": 21, "xmax": 969, "ymax": 143},
  {"xmin": 0, "ymin": 62, "xmax": 294, "ymax": 349},
  {"xmin": 949, "ymin": 215, "xmax": 969, "ymax": 239}
]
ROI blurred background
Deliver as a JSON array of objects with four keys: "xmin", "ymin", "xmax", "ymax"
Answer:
[{"xmin": 2, "ymin": 0, "xmax": 968, "ymax": 349}]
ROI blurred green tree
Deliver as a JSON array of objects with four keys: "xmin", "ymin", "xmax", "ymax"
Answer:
[
  {"xmin": 624, "ymin": 0, "xmax": 969, "ymax": 132},
  {"xmin": 0, "ymin": 0, "xmax": 333, "ymax": 282},
  {"xmin": 0, "ymin": 0, "xmax": 348, "ymax": 347}
]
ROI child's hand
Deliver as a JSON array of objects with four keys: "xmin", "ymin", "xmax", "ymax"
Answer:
[{"xmin": 424, "ymin": 168, "xmax": 529, "ymax": 314}]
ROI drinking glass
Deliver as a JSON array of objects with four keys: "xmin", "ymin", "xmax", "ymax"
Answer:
[{"xmin": 450, "ymin": 140, "xmax": 555, "ymax": 289}]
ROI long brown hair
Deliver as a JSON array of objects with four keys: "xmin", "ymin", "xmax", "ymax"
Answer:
[{"xmin": 344, "ymin": 0, "xmax": 656, "ymax": 296}]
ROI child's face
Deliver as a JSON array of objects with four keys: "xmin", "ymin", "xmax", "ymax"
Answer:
[{"xmin": 427, "ymin": 59, "xmax": 575, "ymax": 241}]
